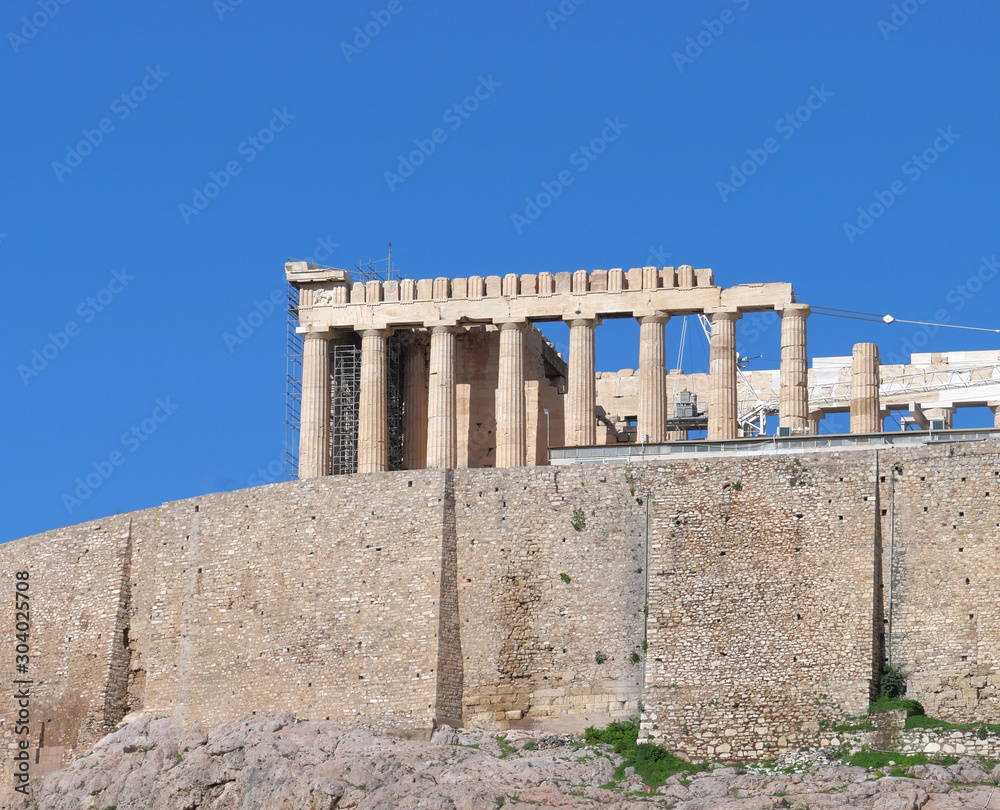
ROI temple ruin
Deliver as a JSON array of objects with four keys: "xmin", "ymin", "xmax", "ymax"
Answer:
[{"xmin": 287, "ymin": 261, "xmax": 1000, "ymax": 476}]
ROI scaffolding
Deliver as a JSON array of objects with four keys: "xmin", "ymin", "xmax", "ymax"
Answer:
[
  {"xmin": 284, "ymin": 245, "xmax": 405, "ymax": 478},
  {"xmin": 354, "ymin": 244, "xmax": 402, "ymax": 284},
  {"xmin": 387, "ymin": 334, "xmax": 404, "ymax": 471},
  {"xmin": 331, "ymin": 342, "xmax": 361, "ymax": 475},
  {"xmin": 283, "ymin": 285, "xmax": 303, "ymax": 480}
]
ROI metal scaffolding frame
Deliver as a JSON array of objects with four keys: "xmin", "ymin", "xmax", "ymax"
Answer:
[
  {"xmin": 284, "ymin": 246, "xmax": 405, "ymax": 478},
  {"xmin": 331, "ymin": 341, "xmax": 362, "ymax": 475},
  {"xmin": 387, "ymin": 334, "xmax": 404, "ymax": 471},
  {"xmin": 284, "ymin": 284, "xmax": 303, "ymax": 480}
]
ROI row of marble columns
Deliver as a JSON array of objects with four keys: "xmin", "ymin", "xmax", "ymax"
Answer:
[{"xmin": 298, "ymin": 304, "xmax": 813, "ymax": 478}]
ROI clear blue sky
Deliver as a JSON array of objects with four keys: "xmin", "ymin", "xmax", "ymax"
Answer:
[{"xmin": 3, "ymin": 1, "xmax": 999, "ymax": 542}]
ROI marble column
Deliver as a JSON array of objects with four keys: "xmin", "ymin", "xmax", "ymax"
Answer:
[
  {"xmin": 402, "ymin": 335, "xmax": 428, "ymax": 470},
  {"xmin": 566, "ymin": 318, "xmax": 598, "ymax": 446},
  {"xmin": 991, "ymin": 403, "xmax": 1000, "ymax": 428},
  {"xmin": 496, "ymin": 322, "xmax": 527, "ymax": 468},
  {"xmin": 808, "ymin": 411, "xmax": 823, "ymax": 434},
  {"xmin": 708, "ymin": 309, "xmax": 741, "ymax": 440},
  {"xmin": 850, "ymin": 342, "xmax": 881, "ymax": 434},
  {"xmin": 637, "ymin": 313, "xmax": 669, "ymax": 444},
  {"xmin": 779, "ymin": 304, "xmax": 811, "ymax": 433},
  {"xmin": 427, "ymin": 326, "xmax": 457, "ymax": 468},
  {"xmin": 357, "ymin": 329, "xmax": 389, "ymax": 473},
  {"xmin": 299, "ymin": 330, "xmax": 332, "ymax": 479}
]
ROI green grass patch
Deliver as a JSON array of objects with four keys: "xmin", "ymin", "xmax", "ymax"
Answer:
[
  {"xmin": 869, "ymin": 697, "xmax": 925, "ymax": 716},
  {"xmin": 584, "ymin": 721, "xmax": 709, "ymax": 789},
  {"xmin": 841, "ymin": 750, "xmax": 959, "ymax": 770},
  {"xmin": 904, "ymin": 715, "xmax": 1000, "ymax": 736},
  {"xmin": 832, "ymin": 719, "xmax": 874, "ymax": 732},
  {"xmin": 495, "ymin": 734, "xmax": 518, "ymax": 758}
]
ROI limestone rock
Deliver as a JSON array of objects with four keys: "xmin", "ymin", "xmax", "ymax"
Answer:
[{"xmin": 10, "ymin": 713, "xmax": 1000, "ymax": 809}]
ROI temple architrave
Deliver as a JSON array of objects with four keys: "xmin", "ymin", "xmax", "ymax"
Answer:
[{"xmin": 285, "ymin": 261, "xmax": 814, "ymax": 477}]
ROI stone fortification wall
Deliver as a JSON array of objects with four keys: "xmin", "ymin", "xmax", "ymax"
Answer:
[
  {"xmin": 6, "ymin": 437, "xmax": 1000, "ymax": 791},
  {"xmin": 639, "ymin": 451, "xmax": 881, "ymax": 760},
  {"xmin": 876, "ymin": 442, "xmax": 1000, "ymax": 723},
  {"xmin": 453, "ymin": 465, "xmax": 646, "ymax": 732},
  {"xmin": 0, "ymin": 516, "xmax": 133, "ymax": 778},
  {"xmin": 125, "ymin": 472, "xmax": 448, "ymax": 738}
]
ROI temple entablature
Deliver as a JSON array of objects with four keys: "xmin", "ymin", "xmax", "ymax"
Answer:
[
  {"xmin": 284, "ymin": 260, "xmax": 808, "ymax": 478},
  {"xmin": 285, "ymin": 261, "xmax": 795, "ymax": 332}
]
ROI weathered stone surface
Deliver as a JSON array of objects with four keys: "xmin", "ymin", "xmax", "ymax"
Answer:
[
  {"xmin": 11, "ymin": 714, "xmax": 1000, "ymax": 809},
  {"xmin": 5, "ymin": 440, "xmax": 1000, "ymax": 791}
]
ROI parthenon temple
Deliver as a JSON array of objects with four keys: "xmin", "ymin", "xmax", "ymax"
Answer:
[{"xmin": 285, "ymin": 261, "xmax": 1000, "ymax": 477}]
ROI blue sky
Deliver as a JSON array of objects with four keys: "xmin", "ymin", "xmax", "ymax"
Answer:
[{"xmin": 3, "ymin": 1, "xmax": 999, "ymax": 542}]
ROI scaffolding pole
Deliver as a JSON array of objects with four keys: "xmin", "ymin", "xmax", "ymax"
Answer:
[{"xmin": 284, "ymin": 283, "xmax": 303, "ymax": 480}]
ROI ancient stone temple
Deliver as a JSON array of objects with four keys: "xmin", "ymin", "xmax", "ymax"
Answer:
[{"xmin": 285, "ymin": 261, "xmax": 812, "ymax": 475}]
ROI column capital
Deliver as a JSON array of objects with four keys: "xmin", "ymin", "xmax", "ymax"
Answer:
[
  {"xmin": 705, "ymin": 307, "xmax": 742, "ymax": 322},
  {"xmin": 564, "ymin": 316, "xmax": 602, "ymax": 328},
  {"xmin": 299, "ymin": 326, "xmax": 334, "ymax": 340},
  {"xmin": 777, "ymin": 303, "xmax": 811, "ymax": 319},
  {"xmin": 400, "ymin": 329, "xmax": 430, "ymax": 348},
  {"xmin": 429, "ymin": 323, "xmax": 459, "ymax": 334},
  {"xmin": 360, "ymin": 327, "xmax": 392, "ymax": 339},
  {"xmin": 495, "ymin": 320, "xmax": 528, "ymax": 331},
  {"xmin": 635, "ymin": 311, "xmax": 670, "ymax": 325}
]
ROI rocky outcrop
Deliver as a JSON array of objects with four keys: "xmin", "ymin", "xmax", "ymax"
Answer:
[{"xmin": 8, "ymin": 713, "xmax": 1000, "ymax": 809}]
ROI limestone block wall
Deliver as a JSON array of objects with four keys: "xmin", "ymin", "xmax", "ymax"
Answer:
[
  {"xmin": 126, "ymin": 473, "xmax": 448, "ymax": 738},
  {"xmin": 453, "ymin": 466, "xmax": 647, "ymax": 732},
  {"xmin": 877, "ymin": 443, "xmax": 1000, "ymax": 723},
  {"xmin": 0, "ymin": 516, "xmax": 133, "ymax": 775},
  {"xmin": 640, "ymin": 451, "xmax": 881, "ymax": 760},
  {"xmin": 9, "ymin": 437, "xmax": 1000, "ymax": 790}
]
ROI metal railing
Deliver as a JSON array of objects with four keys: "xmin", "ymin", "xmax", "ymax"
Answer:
[{"xmin": 549, "ymin": 427, "xmax": 1000, "ymax": 463}]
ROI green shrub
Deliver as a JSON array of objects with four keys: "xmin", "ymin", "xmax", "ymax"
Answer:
[
  {"xmin": 571, "ymin": 508, "xmax": 586, "ymax": 531},
  {"xmin": 628, "ymin": 743, "xmax": 709, "ymax": 788},
  {"xmin": 594, "ymin": 651, "xmax": 608, "ymax": 665},
  {"xmin": 584, "ymin": 720, "xmax": 638, "ymax": 755},
  {"xmin": 583, "ymin": 721, "xmax": 708, "ymax": 788},
  {"xmin": 559, "ymin": 572, "xmax": 571, "ymax": 583},
  {"xmin": 881, "ymin": 665, "xmax": 906, "ymax": 699},
  {"xmin": 629, "ymin": 651, "xmax": 640, "ymax": 664}
]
